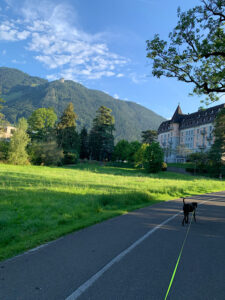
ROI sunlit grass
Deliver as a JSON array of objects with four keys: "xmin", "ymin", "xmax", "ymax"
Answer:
[{"xmin": 0, "ymin": 163, "xmax": 224, "ymax": 261}]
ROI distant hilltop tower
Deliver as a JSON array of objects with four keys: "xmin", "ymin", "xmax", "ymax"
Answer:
[{"xmin": 59, "ymin": 78, "xmax": 64, "ymax": 83}]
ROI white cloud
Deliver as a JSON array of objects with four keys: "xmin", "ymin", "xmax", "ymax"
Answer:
[
  {"xmin": 0, "ymin": 0, "xmax": 128, "ymax": 81},
  {"xmin": 117, "ymin": 73, "xmax": 124, "ymax": 78},
  {"xmin": 130, "ymin": 72, "xmax": 147, "ymax": 84},
  {"xmin": 114, "ymin": 94, "xmax": 119, "ymax": 99},
  {"xmin": 0, "ymin": 21, "xmax": 30, "ymax": 41},
  {"xmin": 2, "ymin": 49, "xmax": 6, "ymax": 55},
  {"xmin": 12, "ymin": 59, "xmax": 26, "ymax": 64}
]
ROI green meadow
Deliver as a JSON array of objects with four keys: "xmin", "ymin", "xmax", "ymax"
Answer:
[{"xmin": 0, "ymin": 163, "xmax": 224, "ymax": 261}]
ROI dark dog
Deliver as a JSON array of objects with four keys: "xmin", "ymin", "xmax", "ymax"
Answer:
[{"xmin": 182, "ymin": 198, "xmax": 198, "ymax": 226}]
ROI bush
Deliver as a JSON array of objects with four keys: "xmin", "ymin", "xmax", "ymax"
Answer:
[
  {"xmin": 29, "ymin": 140, "xmax": 63, "ymax": 166},
  {"xmin": 144, "ymin": 142, "xmax": 164, "ymax": 173},
  {"xmin": 162, "ymin": 162, "xmax": 167, "ymax": 171},
  {"xmin": 134, "ymin": 143, "xmax": 148, "ymax": 168},
  {"xmin": 8, "ymin": 118, "xmax": 30, "ymax": 165},
  {"xmin": 63, "ymin": 151, "xmax": 79, "ymax": 164},
  {"xmin": 0, "ymin": 140, "xmax": 9, "ymax": 162}
]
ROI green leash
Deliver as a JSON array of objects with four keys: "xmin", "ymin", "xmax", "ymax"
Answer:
[{"xmin": 164, "ymin": 212, "xmax": 194, "ymax": 300}]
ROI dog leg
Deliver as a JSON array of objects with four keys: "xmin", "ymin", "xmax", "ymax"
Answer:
[
  {"xmin": 185, "ymin": 214, "xmax": 189, "ymax": 224},
  {"xmin": 182, "ymin": 215, "xmax": 185, "ymax": 226},
  {"xmin": 193, "ymin": 210, "xmax": 196, "ymax": 222}
]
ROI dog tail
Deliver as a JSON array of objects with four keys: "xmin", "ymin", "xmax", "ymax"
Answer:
[{"xmin": 183, "ymin": 197, "xmax": 185, "ymax": 204}]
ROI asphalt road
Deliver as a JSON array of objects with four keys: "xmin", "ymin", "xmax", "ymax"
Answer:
[{"xmin": 0, "ymin": 191, "xmax": 225, "ymax": 300}]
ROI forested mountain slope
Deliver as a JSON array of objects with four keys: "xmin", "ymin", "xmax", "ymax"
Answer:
[{"xmin": 0, "ymin": 67, "xmax": 165, "ymax": 141}]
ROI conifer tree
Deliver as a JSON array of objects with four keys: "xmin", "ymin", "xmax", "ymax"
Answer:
[
  {"xmin": 58, "ymin": 102, "xmax": 77, "ymax": 129},
  {"xmin": 141, "ymin": 130, "xmax": 157, "ymax": 144},
  {"xmin": 80, "ymin": 126, "xmax": 89, "ymax": 159},
  {"xmin": 57, "ymin": 102, "xmax": 79, "ymax": 163},
  {"xmin": 0, "ymin": 97, "xmax": 5, "ymax": 130},
  {"xmin": 8, "ymin": 118, "xmax": 30, "ymax": 165},
  {"xmin": 89, "ymin": 106, "xmax": 115, "ymax": 161}
]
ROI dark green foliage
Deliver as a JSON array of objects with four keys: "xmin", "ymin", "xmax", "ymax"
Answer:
[
  {"xmin": 146, "ymin": 1, "xmax": 225, "ymax": 103},
  {"xmin": 213, "ymin": 107, "xmax": 225, "ymax": 156},
  {"xmin": 0, "ymin": 67, "xmax": 165, "ymax": 142},
  {"xmin": 57, "ymin": 103, "xmax": 80, "ymax": 164},
  {"xmin": 28, "ymin": 108, "xmax": 57, "ymax": 141},
  {"xmin": 113, "ymin": 140, "xmax": 131, "ymax": 161},
  {"xmin": 89, "ymin": 106, "xmax": 114, "ymax": 161},
  {"xmin": 188, "ymin": 152, "xmax": 209, "ymax": 174},
  {"xmin": 0, "ymin": 97, "xmax": 7, "ymax": 129},
  {"xmin": 134, "ymin": 143, "xmax": 148, "ymax": 167},
  {"xmin": 113, "ymin": 140, "xmax": 141, "ymax": 163},
  {"xmin": 80, "ymin": 127, "xmax": 89, "ymax": 159},
  {"xmin": 0, "ymin": 140, "xmax": 9, "ymax": 161},
  {"xmin": 141, "ymin": 130, "xmax": 157, "ymax": 144},
  {"xmin": 144, "ymin": 142, "xmax": 164, "ymax": 173},
  {"xmin": 8, "ymin": 118, "xmax": 30, "ymax": 165},
  {"xmin": 208, "ymin": 108, "xmax": 225, "ymax": 176},
  {"xmin": 128, "ymin": 141, "xmax": 142, "ymax": 163},
  {"xmin": 0, "ymin": 97, "xmax": 4, "ymax": 122},
  {"xmin": 28, "ymin": 140, "xmax": 63, "ymax": 166},
  {"xmin": 0, "ymin": 67, "xmax": 47, "ymax": 95}
]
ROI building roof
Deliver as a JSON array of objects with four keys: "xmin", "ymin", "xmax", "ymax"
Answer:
[
  {"xmin": 158, "ymin": 103, "xmax": 225, "ymax": 134},
  {"xmin": 171, "ymin": 105, "xmax": 183, "ymax": 123}
]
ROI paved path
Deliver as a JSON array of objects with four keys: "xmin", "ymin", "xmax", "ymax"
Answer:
[{"xmin": 0, "ymin": 192, "xmax": 225, "ymax": 300}]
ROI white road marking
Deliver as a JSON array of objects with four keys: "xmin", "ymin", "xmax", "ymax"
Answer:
[
  {"xmin": 66, "ymin": 199, "xmax": 210, "ymax": 300},
  {"xmin": 65, "ymin": 212, "xmax": 181, "ymax": 300}
]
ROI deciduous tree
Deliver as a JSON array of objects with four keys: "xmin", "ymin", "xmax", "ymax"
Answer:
[
  {"xmin": 208, "ymin": 107, "xmax": 225, "ymax": 176},
  {"xmin": 113, "ymin": 140, "xmax": 130, "ymax": 161},
  {"xmin": 144, "ymin": 142, "xmax": 164, "ymax": 173},
  {"xmin": 8, "ymin": 118, "xmax": 30, "ymax": 165},
  {"xmin": 146, "ymin": 0, "xmax": 225, "ymax": 103},
  {"xmin": 28, "ymin": 107, "xmax": 57, "ymax": 140}
]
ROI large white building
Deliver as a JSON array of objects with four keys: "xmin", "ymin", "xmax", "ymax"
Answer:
[{"xmin": 158, "ymin": 104, "xmax": 225, "ymax": 163}]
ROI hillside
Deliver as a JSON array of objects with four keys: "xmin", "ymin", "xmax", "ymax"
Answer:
[{"xmin": 0, "ymin": 67, "xmax": 165, "ymax": 141}]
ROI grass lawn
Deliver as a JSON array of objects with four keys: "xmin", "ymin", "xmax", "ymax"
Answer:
[{"xmin": 0, "ymin": 163, "xmax": 224, "ymax": 261}]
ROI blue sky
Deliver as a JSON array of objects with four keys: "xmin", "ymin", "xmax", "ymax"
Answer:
[{"xmin": 0, "ymin": 0, "xmax": 223, "ymax": 119}]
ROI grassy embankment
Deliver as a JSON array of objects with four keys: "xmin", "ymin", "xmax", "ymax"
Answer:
[{"xmin": 0, "ymin": 163, "xmax": 224, "ymax": 261}]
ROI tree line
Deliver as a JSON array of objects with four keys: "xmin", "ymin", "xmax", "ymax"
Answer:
[{"xmin": 0, "ymin": 99, "xmax": 165, "ymax": 173}]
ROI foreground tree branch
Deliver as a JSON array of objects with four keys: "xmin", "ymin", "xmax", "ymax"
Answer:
[{"xmin": 146, "ymin": 0, "xmax": 225, "ymax": 103}]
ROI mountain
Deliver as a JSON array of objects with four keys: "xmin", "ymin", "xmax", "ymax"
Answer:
[{"xmin": 0, "ymin": 67, "xmax": 165, "ymax": 141}]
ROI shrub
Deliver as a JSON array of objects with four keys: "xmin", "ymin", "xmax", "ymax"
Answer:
[
  {"xmin": 134, "ymin": 143, "xmax": 148, "ymax": 167},
  {"xmin": 162, "ymin": 162, "xmax": 167, "ymax": 171},
  {"xmin": 29, "ymin": 140, "xmax": 63, "ymax": 166},
  {"xmin": 144, "ymin": 142, "xmax": 164, "ymax": 173},
  {"xmin": 0, "ymin": 140, "xmax": 9, "ymax": 162},
  {"xmin": 8, "ymin": 118, "xmax": 30, "ymax": 165}
]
